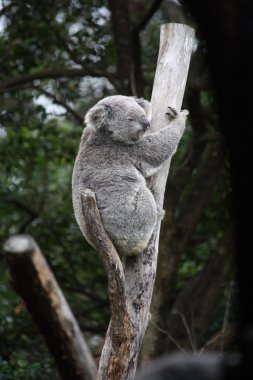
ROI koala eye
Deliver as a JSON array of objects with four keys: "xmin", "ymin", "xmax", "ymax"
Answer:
[{"xmin": 127, "ymin": 117, "xmax": 134, "ymax": 121}]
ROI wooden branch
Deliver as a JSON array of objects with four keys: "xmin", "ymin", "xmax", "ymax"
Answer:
[
  {"xmin": 3, "ymin": 235, "xmax": 97, "ymax": 380},
  {"xmin": 80, "ymin": 190, "xmax": 126, "ymax": 307},
  {"xmin": 0, "ymin": 67, "xmax": 115, "ymax": 94},
  {"xmin": 80, "ymin": 190, "xmax": 135, "ymax": 379},
  {"xmin": 86, "ymin": 23, "xmax": 194, "ymax": 380}
]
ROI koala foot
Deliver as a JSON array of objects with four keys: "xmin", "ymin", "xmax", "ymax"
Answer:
[{"xmin": 157, "ymin": 208, "xmax": 165, "ymax": 221}]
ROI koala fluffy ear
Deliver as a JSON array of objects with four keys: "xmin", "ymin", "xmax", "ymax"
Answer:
[
  {"xmin": 85, "ymin": 103, "xmax": 112, "ymax": 130},
  {"xmin": 132, "ymin": 97, "xmax": 151, "ymax": 117}
]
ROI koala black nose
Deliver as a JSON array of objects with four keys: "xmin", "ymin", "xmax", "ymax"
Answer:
[{"xmin": 140, "ymin": 117, "xmax": 150, "ymax": 131}]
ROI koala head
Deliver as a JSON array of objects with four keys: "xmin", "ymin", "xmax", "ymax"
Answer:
[{"xmin": 85, "ymin": 95, "xmax": 151, "ymax": 144}]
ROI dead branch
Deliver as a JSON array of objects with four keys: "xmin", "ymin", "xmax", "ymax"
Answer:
[
  {"xmin": 80, "ymin": 190, "xmax": 135, "ymax": 379},
  {"xmin": 3, "ymin": 235, "xmax": 97, "ymax": 380}
]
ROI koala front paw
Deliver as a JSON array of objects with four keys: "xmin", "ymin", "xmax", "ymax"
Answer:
[
  {"xmin": 166, "ymin": 106, "xmax": 189, "ymax": 122},
  {"xmin": 166, "ymin": 106, "xmax": 178, "ymax": 121}
]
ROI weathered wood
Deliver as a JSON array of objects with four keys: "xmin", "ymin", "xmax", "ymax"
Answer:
[
  {"xmin": 85, "ymin": 23, "xmax": 195, "ymax": 380},
  {"xmin": 80, "ymin": 190, "xmax": 135, "ymax": 379},
  {"xmin": 3, "ymin": 234, "xmax": 97, "ymax": 380},
  {"xmin": 122, "ymin": 23, "xmax": 195, "ymax": 378}
]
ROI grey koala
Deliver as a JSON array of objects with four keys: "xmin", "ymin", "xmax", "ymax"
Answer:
[{"xmin": 72, "ymin": 95, "xmax": 188, "ymax": 256}]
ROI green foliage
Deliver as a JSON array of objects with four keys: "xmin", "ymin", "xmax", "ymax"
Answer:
[
  {"xmin": 0, "ymin": 351, "xmax": 56, "ymax": 380},
  {"xmin": 0, "ymin": 0, "xmax": 234, "ymax": 376}
]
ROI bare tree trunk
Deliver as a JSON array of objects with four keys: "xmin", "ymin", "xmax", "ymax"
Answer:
[
  {"xmin": 3, "ymin": 235, "xmax": 97, "ymax": 380},
  {"xmin": 89, "ymin": 23, "xmax": 194, "ymax": 380}
]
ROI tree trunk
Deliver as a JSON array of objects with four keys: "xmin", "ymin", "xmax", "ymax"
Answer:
[
  {"xmin": 3, "ymin": 23, "xmax": 194, "ymax": 380},
  {"xmin": 94, "ymin": 23, "xmax": 194, "ymax": 380},
  {"xmin": 3, "ymin": 235, "xmax": 97, "ymax": 380}
]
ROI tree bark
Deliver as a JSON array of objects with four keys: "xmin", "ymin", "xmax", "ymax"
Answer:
[
  {"xmin": 84, "ymin": 23, "xmax": 194, "ymax": 380},
  {"xmin": 3, "ymin": 235, "xmax": 97, "ymax": 380}
]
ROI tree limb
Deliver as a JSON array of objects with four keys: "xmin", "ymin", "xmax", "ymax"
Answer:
[
  {"xmin": 80, "ymin": 190, "xmax": 126, "ymax": 311},
  {"xmin": 0, "ymin": 67, "xmax": 115, "ymax": 94},
  {"xmin": 80, "ymin": 190, "xmax": 135, "ymax": 380},
  {"xmin": 3, "ymin": 234, "xmax": 97, "ymax": 380}
]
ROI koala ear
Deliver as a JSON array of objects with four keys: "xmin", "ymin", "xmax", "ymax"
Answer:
[
  {"xmin": 85, "ymin": 103, "xmax": 113, "ymax": 130},
  {"xmin": 131, "ymin": 97, "xmax": 151, "ymax": 117}
]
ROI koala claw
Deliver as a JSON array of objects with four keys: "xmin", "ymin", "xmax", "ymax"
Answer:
[
  {"xmin": 166, "ymin": 106, "xmax": 178, "ymax": 120},
  {"xmin": 166, "ymin": 107, "xmax": 189, "ymax": 122}
]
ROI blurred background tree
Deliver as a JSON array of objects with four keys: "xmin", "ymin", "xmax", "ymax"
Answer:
[{"xmin": 0, "ymin": 0, "xmax": 236, "ymax": 378}]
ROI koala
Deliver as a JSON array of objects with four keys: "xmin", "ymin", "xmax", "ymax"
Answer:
[{"xmin": 72, "ymin": 95, "xmax": 188, "ymax": 256}]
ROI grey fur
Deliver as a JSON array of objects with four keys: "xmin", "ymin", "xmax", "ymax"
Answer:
[{"xmin": 72, "ymin": 95, "xmax": 188, "ymax": 256}]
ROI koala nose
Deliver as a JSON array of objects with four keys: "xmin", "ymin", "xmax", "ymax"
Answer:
[{"xmin": 140, "ymin": 117, "xmax": 150, "ymax": 131}]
